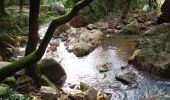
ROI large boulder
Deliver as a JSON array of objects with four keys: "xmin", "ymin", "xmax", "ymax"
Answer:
[
  {"xmin": 66, "ymin": 28, "xmax": 103, "ymax": 57},
  {"xmin": 38, "ymin": 58, "xmax": 67, "ymax": 86},
  {"xmin": 129, "ymin": 23, "xmax": 170, "ymax": 77},
  {"xmin": 121, "ymin": 20, "xmax": 141, "ymax": 34},
  {"xmin": 69, "ymin": 14, "xmax": 85, "ymax": 28}
]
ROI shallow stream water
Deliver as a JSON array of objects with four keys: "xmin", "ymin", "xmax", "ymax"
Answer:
[{"xmin": 20, "ymin": 23, "xmax": 170, "ymax": 100}]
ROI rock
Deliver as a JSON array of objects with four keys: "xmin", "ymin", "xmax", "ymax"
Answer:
[
  {"xmin": 129, "ymin": 23, "xmax": 170, "ymax": 78},
  {"xmin": 121, "ymin": 20, "xmax": 141, "ymax": 34},
  {"xmin": 38, "ymin": 58, "xmax": 67, "ymax": 86},
  {"xmin": 39, "ymin": 75, "xmax": 58, "ymax": 90},
  {"xmin": 2, "ymin": 77, "xmax": 17, "ymax": 88},
  {"xmin": 62, "ymin": 88, "xmax": 85, "ymax": 100},
  {"xmin": 0, "ymin": 84, "xmax": 30, "ymax": 99},
  {"xmin": 106, "ymin": 28, "xmax": 114, "ymax": 33},
  {"xmin": 0, "ymin": 61, "xmax": 10, "ymax": 68},
  {"xmin": 96, "ymin": 22, "xmax": 108, "ymax": 31},
  {"xmin": 80, "ymin": 82, "xmax": 89, "ymax": 92},
  {"xmin": 40, "ymin": 86, "xmax": 59, "ymax": 100},
  {"xmin": 73, "ymin": 42, "xmax": 91, "ymax": 57},
  {"xmin": 99, "ymin": 63, "xmax": 110, "ymax": 73},
  {"xmin": 115, "ymin": 70, "xmax": 137, "ymax": 85},
  {"xmin": 97, "ymin": 91, "xmax": 110, "ymax": 100},
  {"xmin": 87, "ymin": 24, "xmax": 98, "ymax": 30},
  {"xmin": 69, "ymin": 14, "xmax": 85, "ymax": 28},
  {"xmin": 66, "ymin": 28, "xmax": 103, "ymax": 57},
  {"xmin": 71, "ymin": 93, "xmax": 87, "ymax": 100},
  {"xmin": 50, "ymin": 2, "xmax": 65, "ymax": 15},
  {"xmin": 54, "ymin": 23, "xmax": 71, "ymax": 36},
  {"xmin": 87, "ymin": 89, "xmax": 98, "ymax": 100}
]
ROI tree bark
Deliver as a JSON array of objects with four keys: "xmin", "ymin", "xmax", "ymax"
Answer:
[
  {"xmin": 0, "ymin": 0, "xmax": 94, "ymax": 82},
  {"xmin": 20, "ymin": 0, "xmax": 23, "ymax": 13},
  {"xmin": 0, "ymin": 0, "xmax": 5, "ymax": 16},
  {"xmin": 24, "ymin": 0, "xmax": 40, "ymax": 82},
  {"xmin": 157, "ymin": 0, "xmax": 170, "ymax": 23},
  {"xmin": 121, "ymin": 0, "xmax": 131, "ymax": 20}
]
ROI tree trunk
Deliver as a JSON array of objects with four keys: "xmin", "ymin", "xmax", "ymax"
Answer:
[
  {"xmin": 20, "ymin": 0, "xmax": 23, "ymax": 13},
  {"xmin": 0, "ymin": 0, "xmax": 94, "ymax": 82},
  {"xmin": 24, "ymin": 0, "xmax": 40, "ymax": 82},
  {"xmin": 121, "ymin": 0, "xmax": 131, "ymax": 20},
  {"xmin": 157, "ymin": 0, "xmax": 170, "ymax": 23},
  {"xmin": 0, "ymin": 0, "xmax": 5, "ymax": 16}
]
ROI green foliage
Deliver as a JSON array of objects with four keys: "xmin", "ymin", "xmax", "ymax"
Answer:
[
  {"xmin": 0, "ymin": 13, "xmax": 29, "ymax": 35},
  {"xmin": 40, "ymin": 0, "xmax": 48, "ymax": 5},
  {"xmin": 0, "ymin": 84, "xmax": 30, "ymax": 100}
]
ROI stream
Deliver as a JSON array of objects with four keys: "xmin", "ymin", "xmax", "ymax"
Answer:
[{"xmin": 20, "ymin": 23, "xmax": 170, "ymax": 100}]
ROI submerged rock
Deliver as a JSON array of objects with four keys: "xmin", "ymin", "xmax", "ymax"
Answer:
[
  {"xmin": 38, "ymin": 58, "xmax": 67, "ymax": 86},
  {"xmin": 121, "ymin": 20, "xmax": 141, "ymax": 34},
  {"xmin": 129, "ymin": 23, "xmax": 170, "ymax": 78}
]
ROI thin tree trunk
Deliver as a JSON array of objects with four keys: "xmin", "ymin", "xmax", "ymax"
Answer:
[
  {"xmin": 24, "ymin": 0, "xmax": 40, "ymax": 82},
  {"xmin": 0, "ymin": 0, "xmax": 94, "ymax": 82},
  {"xmin": 121, "ymin": 0, "xmax": 131, "ymax": 20},
  {"xmin": 0, "ymin": 0, "xmax": 5, "ymax": 16},
  {"xmin": 20, "ymin": 0, "xmax": 23, "ymax": 13}
]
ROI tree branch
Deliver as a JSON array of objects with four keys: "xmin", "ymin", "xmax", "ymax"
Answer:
[{"xmin": 0, "ymin": 0, "xmax": 94, "ymax": 82}]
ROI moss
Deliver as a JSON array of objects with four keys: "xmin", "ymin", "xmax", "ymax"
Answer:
[
  {"xmin": 80, "ymin": 82, "xmax": 89, "ymax": 92},
  {"xmin": 2, "ymin": 77, "xmax": 17, "ymax": 88}
]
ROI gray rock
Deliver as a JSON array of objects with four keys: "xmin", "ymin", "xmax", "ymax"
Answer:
[
  {"xmin": 121, "ymin": 20, "xmax": 141, "ymax": 34},
  {"xmin": 66, "ymin": 28, "xmax": 103, "ymax": 57},
  {"xmin": 87, "ymin": 24, "xmax": 98, "ymax": 30},
  {"xmin": 50, "ymin": 2, "xmax": 65, "ymax": 15},
  {"xmin": 115, "ymin": 71, "xmax": 137, "ymax": 85},
  {"xmin": 38, "ymin": 58, "xmax": 67, "ymax": 86},
  {"xmin": 129, "ymin": 23, "xmax": 170, "ymax": 77},
  {"xmin": 40, "ymin": 86, "xmax": 59, "ymax": 100},
  {"xmin": 0, "ymin": 61, "xmax": 10, "ymax": 68},
  {"xmin": 73, "ymin": 42, "xmax": 91, "ymax": 57}
]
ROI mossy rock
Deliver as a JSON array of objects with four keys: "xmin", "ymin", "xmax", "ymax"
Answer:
[
  {"xmin": 2, "ymin": 77, "xmax": 17, "ymax": 88},
  {"xmin": 80, "ymin": 82, "xmax": 89, "ymax": 92},
  {"xmin": 121, "ymin": 20, "xmax": 141, "ymax": 34}
]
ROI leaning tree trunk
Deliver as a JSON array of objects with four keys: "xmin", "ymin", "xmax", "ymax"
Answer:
[
  {"xmin": 121, "ymin": 0, "xmax": 131, "ymax": 20},
  {"xmin": 24, "ymin": 0, "xmax": 40, "ymax": 82},
  {"xmin": 0, "ymin": 0, "xmax": 94, "ymax": 82},
  {"xmin": 0, "ymin": 0, "xmax": 5, "ymax": 16}
]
